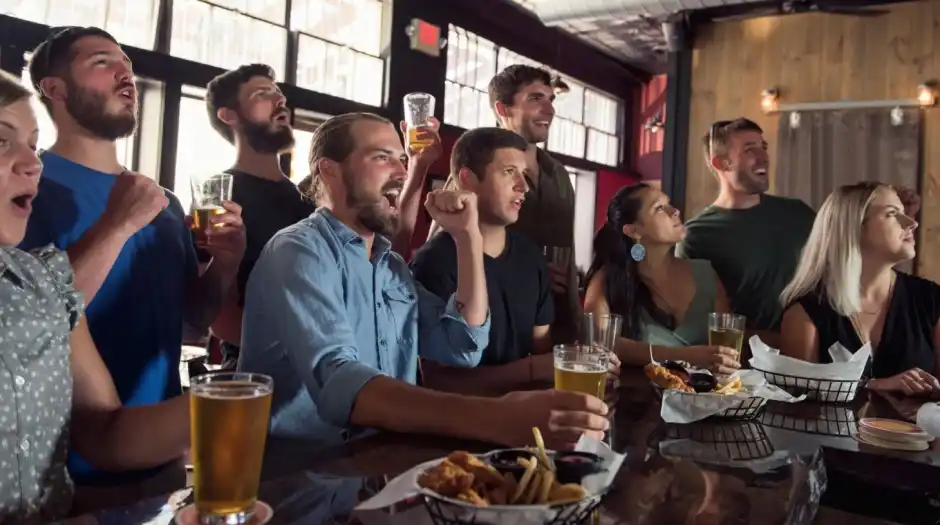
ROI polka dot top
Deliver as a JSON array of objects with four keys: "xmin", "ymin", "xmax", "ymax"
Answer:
[{"xmin": 0, "ymin": 245, "xmax": 83, "ymax": 524}]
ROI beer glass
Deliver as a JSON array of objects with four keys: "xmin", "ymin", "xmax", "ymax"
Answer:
[
  {"xmin": 190, "ymin": 173, "xmax": 233, "ymax": 244},
  {"xmin": 553, "ymin": 344, "xmax": 610, "ymax": 399},
  {"xmin": 190, "ymin": 372, "xmax": 272, "ymax": 524},
  {"xmin": 581, "ymin": 312, "xmax": 622, "ymax": 353},
  {"xmin": 708, "ymin": 313, "xmax": 746, "ymax": 363},
  {"xmin": 403, "ymin": 92, "xmax": 435, "ymax": 153},
  {"xmin": 542, "ymin": 246, "xmax": 572, "ymax": 269}
]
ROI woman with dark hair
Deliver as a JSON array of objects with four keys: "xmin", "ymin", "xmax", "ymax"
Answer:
[{"xmin": 583, "ymin": 184, "xmax": 739, "ymax": 375}]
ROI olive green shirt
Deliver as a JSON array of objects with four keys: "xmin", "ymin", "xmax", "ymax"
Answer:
[
  {"xmin": 639, "ymin": 259, "xmax": 718, "ymax": 347},
  {"xmin": 676, "ymin": 194, "xmax": 815, "ymax": 332},
  {"xmin": 0, "ymin": 246, "xmax": 81, "ymax": 524},
  {"xmin": 509, "ymin": 148, "xmax": 575, "ymax": 248}
]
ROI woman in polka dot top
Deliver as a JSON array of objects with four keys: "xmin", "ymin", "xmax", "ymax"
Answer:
[{"xmin": 0, "ymin": 71, "xmax": 189, "ymax": 523}]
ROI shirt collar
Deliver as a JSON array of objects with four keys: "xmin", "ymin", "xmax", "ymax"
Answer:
[
  {"xmin": 316, "ymin": 208, "xmax": 393, "ymax": 258},
  {"xmin": 0, "ymin": 247, "xmax": 27, "ymax": 284}
]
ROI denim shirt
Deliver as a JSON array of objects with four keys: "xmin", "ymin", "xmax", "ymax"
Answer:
[{"xmin": 238, "ymin": 209, "xmax": 489, "ymax": 443}]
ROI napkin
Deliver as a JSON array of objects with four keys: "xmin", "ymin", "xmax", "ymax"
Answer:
[
  {"xmin": 749, "ymin": 336, "xmax": 870, "ymax": 403},
  {"xmin": 355, "ymin": 435, "xmax": 625, "ymax": 525},
  {"xmin": 660, "ymin": 369, "xmax": 804, "ymax": 424},
  {"xmin": 916, "ymin": 402, "xmax": 940, "ymax": 439}
]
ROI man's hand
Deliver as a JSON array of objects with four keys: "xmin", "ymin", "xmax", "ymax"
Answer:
[
  {"xmin": 188, "ymin": 200, "xmax": 246, "ymax": 269},
  {"xmin": 425, "ymin": 190, "xmax": 480, "ymax": 238},
  {"xmin": 491, "ymin": 389, "xmax": 610, "ymax": 451},
  {"xmin": 102, "ymin": 172, "xmax": 169, "ymax": 237},
  {"xmin": 401, "ymin": 116, "xmax": 442, "ymax": 167}
]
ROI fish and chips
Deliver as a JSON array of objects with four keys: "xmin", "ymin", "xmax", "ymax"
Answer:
[{"xmin": 417, "ymin": 428, "xmax": 589, "ymax": 507}]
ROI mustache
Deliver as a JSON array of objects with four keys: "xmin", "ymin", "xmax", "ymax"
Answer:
[
  {"xmin": 381, "ymin": 182, "xmax": 403, "ymax": 193},
  {"xmin": 114, "ymin": 82, "xmax": 134, "ymax": 93}
]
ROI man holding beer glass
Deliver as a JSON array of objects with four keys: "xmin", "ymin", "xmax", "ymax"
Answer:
[
  {"xmin": 239, "ymin": 113, "xmax": 610, "ymax": 450},
  {"xmin": 22, "ymin": 27, "xmax": 245, "ymax": 485}
]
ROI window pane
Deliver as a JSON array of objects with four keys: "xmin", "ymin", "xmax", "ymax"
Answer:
[
  {"xmin": 296, "ymin": 34, "xmax": 382, "ymax": 106},
  {"xmin": 548, "ymin": 118, "xmax": 585, "ymax": 159},
  {"xmin": 290, "ymin": 129, "xmax": 314, "ymax": 184},
  {"xmin": 175, "ymin": 95, "xmax": 236, "ymax": 209},
  {"xmin": 171, "ymin": 0, "xmax": 287, "ymax": 78},
  {"xmin": 444, "ymin": 81, "xmax": 460, "ymax": 125},
  {"xmin": 587, "ymin": 129, "xmax": 620, "ymax": 166},
  {"xmin": 291, "ymin": 0, "xmax": 383, "ymax": 57},
  {"xmin": 4, "ymin": 0, "xmax": 159, "ymax": 50},
  {"xmin": 554, "ymin": 81, "xmax": 584, "ymax": 121},
  {"xmin": 585, "ymin": 90, "xmax": 619, "ymax": 134}
]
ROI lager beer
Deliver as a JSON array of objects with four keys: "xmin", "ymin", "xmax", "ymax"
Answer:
[
  {"xmin": 407, "ymin": 126, "xmax": 434, "ymax": 153},
  {"xmin": 708, "ymin": 313, "xmax": 746, "ymax": 364},
  {"xmin": 190, "ymin": 373, "xmax": 272, "ymax": 524},
  {"xmin": 553, "ymin": 344, "xmax": 610, "ymax": 399},
  {"xmin": 403, "ymin": 92, "xmax": 435, "ymax": 153},
  {"xmin": 191, "ymin": 206, "xmax": 225, "ymax": 243}
]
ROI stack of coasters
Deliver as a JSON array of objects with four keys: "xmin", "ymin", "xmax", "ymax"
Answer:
[{"xmin": 856, "ymin": 418, "xmax": 933, "ymax": 451}]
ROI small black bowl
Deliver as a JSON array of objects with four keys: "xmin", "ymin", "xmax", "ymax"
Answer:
[
  {"xmin": 487, "ymin": 448, "xmax": 537, "ymax": 478},
  {"xmin": 554, "ymin": 451, "xmax": 604, "ymax": 484},
  {"xmin": 688, "ymin": 373, "xmax": 718, "ymax": 393}
]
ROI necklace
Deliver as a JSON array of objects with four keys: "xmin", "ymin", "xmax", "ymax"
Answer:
[{"xmin": 849, "ymin": 273, "xmax": 896, "ymax": 345}]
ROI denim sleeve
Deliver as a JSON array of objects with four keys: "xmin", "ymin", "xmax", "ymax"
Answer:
[
  {"xmin": 256, "ymin": 233, "xmax": 383, "ymax": 427},
  {"xmin": 414, "ymin": 281, "xmax": 489, "ymax": 368}
]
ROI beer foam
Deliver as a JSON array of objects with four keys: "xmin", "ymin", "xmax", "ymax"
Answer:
[
  {"xmin": 556, "ymin": 362, "xmax": 606, "ymax": 374},
  {"xmin": 192, "ymin": 381, "xmax": 271, "ymax": 399}
]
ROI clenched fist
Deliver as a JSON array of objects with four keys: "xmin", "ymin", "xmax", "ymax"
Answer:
[
  {"xmin": 102, "ymin": 172, "xmax": 169, "ymax": 237},
  {"xmin": 424, "ymin": 189, "xmax": 479, "ymax": 237}
]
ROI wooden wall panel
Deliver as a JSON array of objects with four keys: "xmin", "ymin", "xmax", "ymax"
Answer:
[{"xmin": 685, "ymin": 0, "xmax": 940, "ymax": 279}]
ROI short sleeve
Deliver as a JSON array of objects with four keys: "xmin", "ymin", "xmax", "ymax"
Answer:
[
  {"xmin": 165, "ymin": 190, "xmax": 201, "ymax": 282},
  {"xmin": 32, "ymin": 245, "xmax": 85, "ymax": 330},
  {"xmin": 535, "ymin": 254, "xmax": 554, "ymax": 326}
]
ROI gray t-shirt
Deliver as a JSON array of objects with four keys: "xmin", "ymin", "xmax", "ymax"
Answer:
[{"xmin": 0, "ymin": 246, "xmax": 81, "ymax": 524}]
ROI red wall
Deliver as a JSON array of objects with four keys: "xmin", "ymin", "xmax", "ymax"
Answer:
[{"xmin": 632, "ymin": 74, "xmax": 666, "ymax": 182}]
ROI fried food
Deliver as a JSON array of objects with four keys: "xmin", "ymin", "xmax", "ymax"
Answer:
[
  {"xmin": 645, "ymin": 363, "xmax": 694, "ymax": 392},
  {"xmin": 416, "ymin": 429, "xmax": 592, "ymax": 507},
  {"xmin": 714, "ymin": 377, "xmax": 743, "ymax": 395}
]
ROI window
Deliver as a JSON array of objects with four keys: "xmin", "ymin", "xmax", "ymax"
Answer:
[
  {"xmin": 293, "ymin": 0, "xmax": 386, "ymax": 107},
  {"xmin": 569, "ymin": 168, "xmax": 597, "ymax": 273},
  {"xmin": 174, "ymin": 87, "xmax": 236, "ymax": 208},
  {"xmin": 288, "ymin": 111, "xmax": 329, "ymax": 184},
  {"xmin": 21, "ymin": 52, "xmax": 135, "ymax": 169},
  {"xmin": 171, "ymin": 0, "xmax": 288, "ymax": 79},
  {"xmin": 3, "ymin": 0, "xmax": 160, "ymax": 50},
  {"xmin": 446, "ymin": 26, "xmax": 623, "ymax": 166}
]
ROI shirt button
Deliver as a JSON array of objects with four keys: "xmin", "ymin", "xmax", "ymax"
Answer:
[
  {"xmin": 20, "ymin": 439, "xmax": 30, "ymax": 452},
  {"xmin": 379, "ymin": 339, "xmax": 387, "ymax": 346},
  {"xmin": 13, "ymin": 376, "xmax": 25, "ymax": 387}
]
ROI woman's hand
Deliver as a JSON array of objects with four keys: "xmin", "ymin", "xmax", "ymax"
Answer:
[
  {"xmin": 685, "ymin": 346, "xmax": 741, "ymax": 376},
  {"xmin": 868, "ymin": 368, "xmax": 940, "ymax": 397}
]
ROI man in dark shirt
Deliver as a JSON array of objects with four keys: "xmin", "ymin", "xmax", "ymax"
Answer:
[{"xmin": 412, "ymin": 127, "xmax": 555, "ymax": 395}]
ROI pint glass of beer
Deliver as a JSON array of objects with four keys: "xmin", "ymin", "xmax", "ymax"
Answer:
[
  {"xmin": 190, "ymin": 172, "xmax": 233, "ymax": 244},
  {"xmin": 190, "ymin": 372, "xmax": 272, "ymax": 524},
  {"xmin": 708, "ymin": 313, "xmax": 746, "ymax": 363},
  {"xmin": 403, "ymin": 92, "xmax": 435, "ymax": 153},
  {"xmin": 553, "ymin": 344, "xmax": 609, "ymax": 399},
  {"xmin": 580, "ymin": 312, "xmax": 622, "ymax": 353}
]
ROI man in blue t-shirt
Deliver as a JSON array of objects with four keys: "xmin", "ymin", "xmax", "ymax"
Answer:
[{"xmin": 22, "ymin": 27, "xmax": 246, "ymax": 485}]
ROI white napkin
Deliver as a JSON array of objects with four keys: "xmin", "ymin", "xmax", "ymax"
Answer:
[
  {"xmin": 916, "ymin": 402, "xmax": 940, "ymax": 438},
  {"xmin": 355, "ymin": 435, "xmax": 625, "ymax": 525},
  {"xmin": 660, "ymin": 369, "xmax": 804, "ymax": 424}
]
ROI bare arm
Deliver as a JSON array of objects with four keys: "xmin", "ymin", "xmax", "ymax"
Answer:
[
  {"xmin": 532, "ymin": 324, "xmax": 553, "ymax": 355},
  {"xmin": 777, "ymin": 304, "xmax": 819, "ymax": 362},
  {"xmin": 421, "ymin": 354, "xmax": 553, "ymax": 396},
  {"xmin": 714, "ymin": 276, "xmax": 731, "ymax": 313},
  {"xmin": 65, "ymin": 219, "xmax": 132, "ymax": 303},
  {"xmin": 391, "ymin": 158, "xmax": 430, "ymax": 260},
  {"xmin": 70, "ymin": 317, "xmax": 190, "ymax": 471}
]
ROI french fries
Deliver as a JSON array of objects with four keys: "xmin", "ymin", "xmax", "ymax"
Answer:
[{"xmin": 416, "ymin": 428, "xmax": 589, "ymax": 507}]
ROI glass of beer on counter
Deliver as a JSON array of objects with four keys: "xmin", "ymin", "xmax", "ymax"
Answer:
[
  {"xmin": 708, "ymin": 313, "xmax": 746, "ymax": 363},
  {"xmin": 190, "ymin": 172, "xmax": 233, "ymax": 244},
  {"xmin": 190, "ymin": 372, "xmax": 272, "ymax": 524},
  {"xmin": 581, "ymin": 312, "xmax": 622, "ymax": 353},
  {"xmin": 403, "ymin": 92, "xmax": 435, "ymax": 153},
  {"xmin": 553, "ymin": 344, "xmax": 610, "ymax": 399}
]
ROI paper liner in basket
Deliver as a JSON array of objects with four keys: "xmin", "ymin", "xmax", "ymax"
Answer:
[
  {"xmin": 661, "ymin": 369, "xmax": 805, "ymax": 424},
  {"xmin": 355, "ymin": 435, "xmax": 624, "ymax": 525},
  {"xmin": 748, "ymin": 336, "xmax": 870, "ymax": 403}
]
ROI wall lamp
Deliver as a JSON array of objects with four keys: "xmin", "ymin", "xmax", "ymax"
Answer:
[
  {"xmin": 551, "ymin": 75, "xmax": 570, "ymax": 96},
  {"xmin": 644, "ymin": 112, "xmax": 664, "ymax": 133},
  {"xmin": 759, "ymin": 82, "xmax": 937, "ymax": 114}
]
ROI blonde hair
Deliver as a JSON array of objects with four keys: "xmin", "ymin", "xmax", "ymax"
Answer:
[
  {"xmin": 0, "ymin": 70, "xmax": 32, "ymax": 109},
  {"xmin": 780, "ymin": 182, "xmax": 890, "ymax": 316}
]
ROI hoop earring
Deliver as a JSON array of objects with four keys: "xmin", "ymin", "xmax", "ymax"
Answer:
[{"xmin": 630, "ymin": 242, "xmax": 646, "ymax": 262}]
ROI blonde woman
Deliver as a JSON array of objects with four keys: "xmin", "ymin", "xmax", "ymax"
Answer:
[{"xmin": 779, "ymin": 182, "xmax": 940, "ymax": 396}]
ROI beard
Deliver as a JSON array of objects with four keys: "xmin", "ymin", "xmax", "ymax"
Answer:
[
  {"xmin": 64, "ymin": 80, "xmax": 137, "ymax": 141},
  {"xmin": 342, "ymin": 170, "xmax": 400, "ymax": 236},
  {"xmin": 240, "ymin": 114, "xmax": 295, "ymax": 154},
  {"xmin": 733, "ymin": 168, "xmax": 769, "ymax": 194}
]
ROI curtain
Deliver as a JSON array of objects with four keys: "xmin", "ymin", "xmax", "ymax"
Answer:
[{"xmin": 775, "ymin": 107, "xmax": 922, "ymax": 273}]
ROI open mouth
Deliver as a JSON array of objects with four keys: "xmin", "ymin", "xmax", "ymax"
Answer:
[
  {"xmin": 510, "ymin": 196, "xmax": 525, "ymax": 209},
  {"xmin": 533, "ymin": 119, "xmax": 552, "ymax": 130},
  {"xmin": 116, "ymin": 85, "xmax": 135, "ymax": 101},
  {"xmin": 10, "ymin": 192, "xmax": 34, "ymax": 215},
  {"xmin": 902, "ymin": 231, "xmax": 915, "ymax": 242},
  {"xmin": 754, "ymin": 168, "xmax": 768, "ymax": 177},
  {"xmin": 382, "ymin": 187, "xmax": 401, "ymax": 209},
  {"xmin": 273, "ymin": 111, "xmax": 290, "ymax": 125}
]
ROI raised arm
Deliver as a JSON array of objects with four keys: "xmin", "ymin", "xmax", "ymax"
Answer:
[
  {"xmin": 392, "ymin": 118, "xmax": 442, "ymax": 260},
  {"xmin": 70, "ymin": 316, "xmax": 190, "ymax": 470}
]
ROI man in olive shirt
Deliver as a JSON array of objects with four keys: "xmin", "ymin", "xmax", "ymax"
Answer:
[
  {"xmin": 489, "ymin": 65, "xmax": 579, "ymax": 341},
  {"xmin": 676, "ymin": 118, "xmax": 815, "ymax": 346}
]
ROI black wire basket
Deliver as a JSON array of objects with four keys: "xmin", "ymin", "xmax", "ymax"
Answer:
[
  {"xmin": 652, "ymin": 384, "xmax": 768, "ymax": 421},
  {"xmin": 421, "ymin": 491, "xmax": 604, "ymax": 525},
  {"xmin": 760, "ymin": 402, "xmax": 858, "ymax": 437},
  {"xmin": 751, "ymin": 367, "xmax": 866, "ymax": 404},
  {"xmin": 652, "ymin": 421, "xmax": 776, "ymax": 461}
]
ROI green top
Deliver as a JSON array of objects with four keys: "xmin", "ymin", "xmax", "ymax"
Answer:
[
  {"xmin": 676, "ymin": 194, "xmax": 816, "ymax": 332},
  {"xmin": 508, "ymin": 148, "xmax": 575, "ymax": 248},
  {"xmin": 639, "ymin": 259, "xmax": 718, "ymax": 347}
]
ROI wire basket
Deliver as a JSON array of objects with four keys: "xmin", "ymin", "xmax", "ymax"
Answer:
[
  {"xmin": 751, "ymin": 367, "xmax": 865, "ymax": 404},
  {"xmin": 654, "ymin": 421, "xmax": 775, "ymax": 461},
  {"xmin": 652, "ymin": 384, "xmax": 768, "ymax": 421},
  {"xmin": 421, "ymin": 491, "xmax": 604, "ymax": 525},
  {"xmin": 760, "ymin": 402, "xmax": 858, "ymax": 437}
]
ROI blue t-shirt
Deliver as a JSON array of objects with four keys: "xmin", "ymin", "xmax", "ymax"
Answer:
[{"xmin": 21, "ymin": 152, "xmax": 198, "ymax": 485}]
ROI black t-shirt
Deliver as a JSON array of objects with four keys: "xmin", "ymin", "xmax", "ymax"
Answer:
[
  {"xmin": 793, "ymin": 271, "xmax": 940, "ymax": 378},
  {"xmin": 228, "ymin": 169, "xmax": 316, "ymax": 306},
  {"xmin": 411, "ymin": 230, "xmax": 554, "ymax": 366}
]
